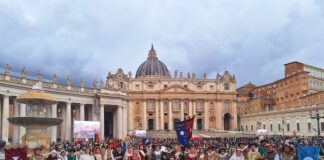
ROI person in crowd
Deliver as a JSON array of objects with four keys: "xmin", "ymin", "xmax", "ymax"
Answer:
[
  {"xmin": 229, "ymin": 149, "xmax": 245, "ymax": 160},
  {"xmin": 138, "ymin": 144, "xmax": 147, "ymax": 160},
  {"xmin": 162, "ymin": 145, "xmax": 174, "ymax": 160},
  {"xmin": 207, "ymin": 146, "xmax": 219, "ymax": 160},
  {"xmin": 152, "ymin": 145, "xmax": 162, "ymax": 160},
  {"xmin": 219, "ymin": 148, "xmax": 229, "ymax": 160},
  {"xmin": 47, "ymin": 150, "xmax": 59, "ymax": 160},
  {"xmin": 58, "ymin": 150, "xmax": 68, "ymax": 160},
  {"xmin": 197, "ymin": 147, "xmax": 206, "ymax": 160},
  {"xmin": 174, "ymin": 145, "xmax": 184, "ymax": 160},
  {"xmin": 93, "ymin": 147, "xmax": 103, "ymax": 160},
  {"xmin": 279, "ymin": 144, "xmax": 296, "ymax": 160},
  {"xmin": 103, "ymin": 148, "xmax": 113, "ymax": 160},
  {"xmin": 262, "ymin": 144, "xmax": 279, "ymax": 160},
  {"xmin": 67, "ymin": 148, "xmax": 78, "ymax": 160},
  {"xmin": 112, "ymin": 144, "xmax": 125, "ymax": 160},
  {"xmin": 247, "ymin": 143, "xmax": 261, "ymax": 160},
  {"xmin": 125, "ymin": 145, "xmax": 134, "ymax": 160},
  {"xmin": 129, "ymin": 150, "xmax": 142, "ymax": 160},
  {"xmin": 79, "ymin": 147, "xmax": 95, "ymax": 160},
  {"xmin": 186, "ymin": 146, "xmax": 198, "ymax": 160},
  {"xmin": 30, "ymin": 146, "xmax": 45, "ymax": 160}
]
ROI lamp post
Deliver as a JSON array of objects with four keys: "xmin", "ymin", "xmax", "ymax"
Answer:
[{"xmin": 309, "ymin": 108, "xmax": 324, "ymax": 137}]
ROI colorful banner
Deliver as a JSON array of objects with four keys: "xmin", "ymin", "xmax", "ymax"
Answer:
[{"xmin": 73, "ymin": 121, "xmax": 100, "ymax": 139}]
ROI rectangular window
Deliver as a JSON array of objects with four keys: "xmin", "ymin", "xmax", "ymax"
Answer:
[
  {"xmin": 224, "ymin": 83, "xmax": 230, "ymax": 90},
  {"xmin": 147, "ymin": 100, "xmax": 155, "ymax": 112},
  {"xmin": 251, "ymin": 125, "xmax": 253, "ymax": 131},
  {"xmin": 172, "ymin": 100, "xmax": 180, "ymax": 111},
  {"xmin": 297, "ymin": 123, "xmax": 300, "ymax": 131},
  {"xmin": 270, "ymin": 124, "xmax": 273, "ymax": 131},
  {"xmin": 278, "ymin": 124, "xmax": 281, "ymax": 131},
  {"xmin": 287, "ymin": 123, "xmax": 290, "ymax": 132},
  {"xmin": 263, "ymin": 124, "xmax": 265, "ymax": 129},
  {"xmin": 321, "ymin": 122, "xmax": 324, "ymax": 131},
  {"xmin": 246, "ymin": 125, "xmax": 248, "ymax": 131},
  {"xmin": 308, "ymin": 123, "xmax": 311, "ymax": 131}
]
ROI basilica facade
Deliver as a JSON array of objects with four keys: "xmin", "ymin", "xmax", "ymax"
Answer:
[{"xmin": 0, "ymin": 45, "xmax": 237, "ymax": 143}]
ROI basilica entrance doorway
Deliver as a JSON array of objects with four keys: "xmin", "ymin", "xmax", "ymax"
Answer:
[
  {"xmin": 197, "ymin": 119, "xmax": 203, "ymax": 130},
  {"xmin": 224, "ymin": 113, "xmax": 231, "ymax": 130},
  {"xmin": 148, "ymin": 119, "xmax": 154, "ymax": 130},
  {"xmin": 104, "ymin": 112, "xmax": 113, "ymax": 138}
]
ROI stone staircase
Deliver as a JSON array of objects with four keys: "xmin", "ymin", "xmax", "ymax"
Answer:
[{"xmin": 146, "ymin": 130, "xmax": 253, "ymax": 139}]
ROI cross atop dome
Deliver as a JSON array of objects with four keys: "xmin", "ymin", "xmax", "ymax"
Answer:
[{"xmin": 148, "ymin": 44, "xmax": 157, "ymax": 58}]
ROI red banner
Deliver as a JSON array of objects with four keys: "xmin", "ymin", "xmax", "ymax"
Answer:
[{"xmin": 185, "ymin": 115, "xmax": 195, "ymax": 140}]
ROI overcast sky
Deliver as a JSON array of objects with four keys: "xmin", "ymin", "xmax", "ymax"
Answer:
[{"xmin": 1, "ymin": 0, "xmax": 324, "ymax": 87}]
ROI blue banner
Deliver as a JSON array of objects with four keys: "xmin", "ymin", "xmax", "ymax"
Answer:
[
  {"xmin": 297, "ymin": 146, "xmax": 320, "ymax": 160},
  {"xmin": 175, "ymin": 119, "xmax": 189, "ymax": 147}
]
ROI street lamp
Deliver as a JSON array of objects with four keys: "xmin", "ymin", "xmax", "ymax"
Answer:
[{"xmin": 309, "ymin": 108, "xmax": 324, "ymax": 137}]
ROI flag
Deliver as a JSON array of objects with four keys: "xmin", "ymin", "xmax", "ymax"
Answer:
[
  {"xmin": 185, "ymin": 116, "xmax": 195, "ymax": 140},
  {"xmin": 142, "ymin": 137, "xmax": 149, "ymax": 144},
  {"xmin": 175, "ymin": 119, "xmax": 190, "ymax": 147},
  {"xmin": 297, "ymin": 146, "xmax": 320, "ymax": 160}
]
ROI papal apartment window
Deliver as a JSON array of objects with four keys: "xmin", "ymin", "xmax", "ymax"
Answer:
[
  {"xmin": 270, "ymin": 124, "xmax": 273, "ymax": 131},
  {"xmin": 297, "ymin": 123, "xmax": 300, "ymax": 131},
  {"xmin": 308, "ymin": 123, "xmax": 311, "ymax": 131},
  {"xmin": 287, "ymin": 123, "xmax": 290, "ymax": 132},
  {"xmin": 321, "ymin": 122, "xmax": 324, "ymax": 131},
  {"xmin": 278, "ymin": 124, "xmax": 281, "ymax": 131},
  {"xmin": 263, "ymin": 124, "xmax": 265, "ymax": 129},
  {"xmin": 224, "ymin": 83, "xmax": 230, "ymax": 90}
]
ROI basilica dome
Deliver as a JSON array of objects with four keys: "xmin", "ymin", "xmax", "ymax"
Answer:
[{"xmin": 135, "ymin": 45, "xmax": 171, "ymax": 78}]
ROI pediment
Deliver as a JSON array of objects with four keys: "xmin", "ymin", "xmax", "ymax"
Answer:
[{"xmin": 160, "ymin": 84, "xmax": 192, "ymax": 93}]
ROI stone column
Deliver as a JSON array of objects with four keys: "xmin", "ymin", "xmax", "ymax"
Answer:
[
  {"xmin": 168, "ymin": 101, "xmax": 173, "ymax": 130},
  {"xmin": 0, "ymin": 98, "xmax": 2, "ymax": 137},
  {"xmin": 13, "ymin": 101, "xmax": 19, "ymax": 143},
  {"xmin": 60, "ymin": 105, "xmax": 66, "ymax": 140},
  {"xmin": 2, "ymin": 95, "xmax": 9, "ymax": 143},
  {"xmin": 155, "ymin": 100, "xmax": 159, "ymax": 130},
  {"xmin": 66, "ymin": 102, "xmax": 72, "ymax": 141},
  {"xmin": 80, "ymin": 104, "xmax": 85, "ymax": 121},
  {"xmin": 19, "ymin": 103, "xmax": 26, "ymax": 143},
  {"xmin": 113, "ymin": 110, "xmax": 117, "ymax": 138},
  {"xmin": 100, "ymin": 104, "xmax": 105, "ymax": 139},
  {"xmin": 128, "ymin": 102, "xmax": 134, "ymax": 130},
  {"xmin": 193, "ymin": 100, "xmax": 197, "ymax": 130},
  {"xmin": 180, "ymin": 100, "xmax": 184, "ymax": 120},
  {"xmin": 160, "ymin": 101, "xmax": 164, "ymax": 130},
  {"xmin": 204, "ymin": 100, "xmax": 209, "ymax": 130},
  {"xmin": 122, "ymin": 105, "xmax": 127, "ymax": 137},
  {"xmin": 189, "ymin": 100, "xmax": 193, "ymax": 117},
  {"xmin": 232, "ymin": 101, "xmax": 238, "ymax": 131},
  {"xmin": 117, "ymin": 106, "xmax": 123, "ymax": 138},
  {"xmin": 143, "ymin": 101, "xmax": 147, "ymax": 130},
  {"xmin": 51, "ymin": 104, "xmax": 57, "ymax": 142},
  {"xmin": 217, "ymin": 101, "xmax": 222, "ymax": 130}
]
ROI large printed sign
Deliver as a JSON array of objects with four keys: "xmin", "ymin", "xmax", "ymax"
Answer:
[
  {"xmin": 73, "ymin": 121, "xmax": 100, "ymax": 138},
  {"xmin": 256, "ymin": 129, "xmax": 268, "ymax": 135}
]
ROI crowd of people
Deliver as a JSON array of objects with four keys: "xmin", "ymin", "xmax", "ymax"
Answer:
[{"xmin": 26, "ymin": 135, "xmax": 324, "ymax": 160}]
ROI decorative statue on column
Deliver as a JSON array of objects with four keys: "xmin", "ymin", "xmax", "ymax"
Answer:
[
  {"xmin": 100, "ymin": 79, "xmax": 104, "ymax": 89},
  {"xmin": 66, "ymin": 75, "xmax": 72, "ymax": 86},
  {"xmin": 93, "ymin": 79, "xmax": 97, "ymax": 88},
  {"xmin": 174, "ymin": 70, "xmax": 178, "ymax": 78},
  {"xmin": 4, "ymin": 64, "xmax": 10, "ymax": 75},
  {"xmin": 187, "ymin": 72, "xmax": 191, "ymax": 79},
  {"xmin": 203, "ymin": 73, "xmax": 207, "ymax": 79},
  {"xmin": 52, "ymin": 74, "xmax": 58, "ymax": 83},
  {"xmin": 80, "ymin": 78, "xmax": 85, "ymax": 88},
  {"xmin": 128, "ymin": 71, "xmax": 132, "ymax": 78},
  {"xmin": 37, "ymin": 71, "xmax": 42, "ymax": 81},
  {"xmin": 21, "ymin": 66, "xmax": 27, "ymax": 79}
]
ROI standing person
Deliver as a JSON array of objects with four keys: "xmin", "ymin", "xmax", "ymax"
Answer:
[
  {"xmin": 129, "ymin": 150, "xmax": 142, "ymax": 160},
  {"xmin": 152, "ymin": 145, "xmax": 162, "ymax": 160},
  {"xmin": 59, "ymin": 150, "xmax": 68, "ymax": 160},
  {"xmin": 162, "ymin": 145, "xmax": 174, "ymax": 160},
  {"xmin": 112, "ymin": 144, "xmax": 125, "ymax": 160},
  {"xmin": 67, "ymin": 148, "xmax": 78, "ymax": 160},
  {"xmin": 47, "ymin": 150, "xmax": 59, "ymax": 160},
  {"xmin": 103, "ymin": 148, "xmax": 113, "ymax": 160},
  {"xmin": 125, "ymin": 145, "xmax": 134, "ymax": 160},
  {"xmin": 138, "ymin": 144, "xmax": 147, "ymax": 160},
  {"xmin": 262, "ymin": 144, "xmax": 279, "ymax": 160},
  {"xmin": 247, "ymin": 143, "xmax": 261, "ymax": 160},
  {"xmin": 174, "ymin": 145, "xmax": 184, "ymax": 160},
  {"xmin": 207, "ymin": 146, "xmax": 218, "ymax": 160},
  {"xmin": 279, "ymin": 145, "xmax": 296, "ymax": 160},
  {"xmin": 94, "ymin": 147, "xmax": 104, "ymax": 160},
  {"xmin": 197, "ymin": 147, "xmax": 206, "ymax": 160},
  {"xmin": 30, "ymin": 146, "xmax": 45, "ymax": 160},
  {"xmin": 218, "ymin": 148, "xmax": 229, "ymax": 160},
  {"xmin": 186, "ymin": 146, "xmax": 197, "ymax": 160},
  {"xmin": 79, "ymin": 147, "xmax": 95, "ymax": 160},
  {"xmin": 229, "ymin": 149, "xmax": 245, "ymax": 160}
]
